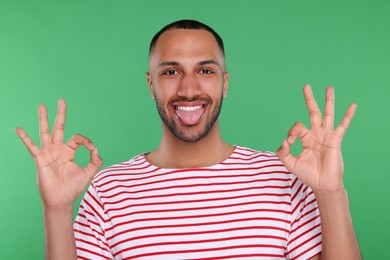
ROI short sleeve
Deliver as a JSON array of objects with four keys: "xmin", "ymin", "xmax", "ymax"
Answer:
[
  {"xmin": 74, "ymin": 184, "xmax": 114, "ymax": 260},
  {"xmin": 286, "ymin": 177, "xmax": 322, "ymax": 259}
]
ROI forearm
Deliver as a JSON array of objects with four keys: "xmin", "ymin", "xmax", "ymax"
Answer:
[
  {"xmin": 44, "ymin": 205, "xmax": 77, "ymax": 260},
  {"xmin": 314, "ymin": 189, "xmax": 361, "ymax": 260}
]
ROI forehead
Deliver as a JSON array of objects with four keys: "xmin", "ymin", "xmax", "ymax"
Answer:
[{"xmin": 149, "ymin": 29, "xmax": 224, "ymax": 67}]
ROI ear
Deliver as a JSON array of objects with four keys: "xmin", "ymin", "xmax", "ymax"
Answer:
[
  {"xmin": 222, "ymin": 71, "xmax": 229, "ymax": 99},
  {"xmin": 146, "ymin": 72, "xmax": 155, "ymax": 100}
]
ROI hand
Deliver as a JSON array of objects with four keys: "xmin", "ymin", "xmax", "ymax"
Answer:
[
  {"xmin": 276, "ymin": 85, "xmax": 357, "ymax": 192},
  {"xmin": 16, "ymin": 100, "xmax": 103, "ymax": 209}
]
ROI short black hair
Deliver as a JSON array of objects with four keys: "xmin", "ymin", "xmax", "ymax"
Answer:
[{"xmin": 149, "ymin": 19, "xmax": 225, "ymax": 57}]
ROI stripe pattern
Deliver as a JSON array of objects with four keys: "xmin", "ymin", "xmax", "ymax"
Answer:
[{"xmin": 74, "ymin": 146, "xmax": 322, "ymax": 259}]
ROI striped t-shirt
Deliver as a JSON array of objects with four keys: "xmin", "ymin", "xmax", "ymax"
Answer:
[{"xmin": 74, "ymin": 146, "xmax": 322, "ymax": 260}]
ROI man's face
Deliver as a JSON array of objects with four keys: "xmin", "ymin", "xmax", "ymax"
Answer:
[{"xmin": 147, "ymin": 29, "xmax": 229, "ymax": 143}]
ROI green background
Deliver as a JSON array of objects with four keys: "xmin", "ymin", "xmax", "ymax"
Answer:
[{"xmin": 1, "ymin": 0, "xmax": 389, "ymax": 258}]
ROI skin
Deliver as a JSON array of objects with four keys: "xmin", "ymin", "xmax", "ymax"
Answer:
[
  {"xmin": 146, "ymin": 29, "xmax": 234, "ymax": 168},
  {"xmin": 16, "ymin": 28, "xmax": 361, "ymax": 259},
  {"xmin": 16, "ymin": 100, "xmax": 102, "ymax": 260},
  {"xmin": 276, "ymin": 85, "xmax": 361, "ymax": 259}
]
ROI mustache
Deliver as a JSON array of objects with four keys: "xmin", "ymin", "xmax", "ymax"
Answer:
[{"xmin": 169, "ymin": 96, "xmax": 211, "ymax": 104}]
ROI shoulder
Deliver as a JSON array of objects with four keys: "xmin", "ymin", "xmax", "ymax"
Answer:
[
  {"xmin": 234, "ymin": 146, "xmax": 318, "ymax": 207},
  {"xmin": 91, "ymin": 153, "xmax": 154, "ymax": 188},
  {"xmin": 229, "ymin": 145, "xmax": 283, "ymax": 165},
  {"xmin": 225, "ymin": 145, "xmax": 292, "ymax": 175}
]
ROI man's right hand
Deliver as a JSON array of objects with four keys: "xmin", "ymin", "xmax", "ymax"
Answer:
[{"xmin": 16, "ymin": 99, "xmax": 103, "ymax": 210}]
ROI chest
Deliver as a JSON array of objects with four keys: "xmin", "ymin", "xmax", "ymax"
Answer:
[{"xmin": 101, "ymin": 172, "xmax": 292, "ymax": 259}]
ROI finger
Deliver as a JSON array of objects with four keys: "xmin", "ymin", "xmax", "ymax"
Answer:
[
  {"xmin": 335, "ymin": 103, "xmax": 357, "ymax": 138},
  {"xmin": 16, "ymin": 127, "xmax": 41, "ymax": 157},
  {"xmin": 323, "ymin": 86, "xmax": 335, "ymax": 129},
  {"xmin": 303, "ymin": 84, "xmax": 322, "ymax": 128},
  {"xmin": 276, "ymin": 139, "xmax": 298, "ymax": 173},
  {"xmin": 277, "ymin": 122, "xmax": 309, "ymax": 173},
  {"xmin": 52, "ymin": 99, "xmax": 66, "ymax": 144},
  {"xmin": 287, "ymin": 122, "xmax": 310, "ymax": 143},
  {"xmin": 83, "ymin": 147, "xmax": 103, "ymax": 182},
  {"xmin": 66, "ymin": 134, "xmax": 94, "ymax": 151},
  {"xmin": 39, "ymin": 104, "xmax": 51, "ymax": 148}
]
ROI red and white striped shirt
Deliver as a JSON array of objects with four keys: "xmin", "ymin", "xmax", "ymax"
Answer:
[{"xmin": 74, "ymin": 146, "xmax": 322, "ymax": 259}]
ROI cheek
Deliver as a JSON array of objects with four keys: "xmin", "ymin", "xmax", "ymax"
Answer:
[
  {"xmin": 153, "ymin": 83, "xmax": 180, "ymax": 112},
  {"xmin": 200, "ymin": 78, "xmax": 225, "ymax": 95},
  {"xmin": 153, "ymin": 80, "xmax": 178, "ymax": 98}
]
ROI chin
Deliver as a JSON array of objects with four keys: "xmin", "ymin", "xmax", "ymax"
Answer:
[{"xmin": 172, "ymin": 126, "xmax": 210, "ymax": 143}]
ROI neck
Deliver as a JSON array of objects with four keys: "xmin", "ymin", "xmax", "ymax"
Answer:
[{"xmin": 146, "ymin": 122, "xmax": 234, "ymax": 168}]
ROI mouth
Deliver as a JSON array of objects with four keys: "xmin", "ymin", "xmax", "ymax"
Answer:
[{"xmin": 173, "ymin": 103, "xmax": 208, "ymax": 126}]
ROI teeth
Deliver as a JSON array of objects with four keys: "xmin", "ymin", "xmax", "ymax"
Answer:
[{"xmin": 176, "ymin": 105, "xmax": 203, "ymax": 111}]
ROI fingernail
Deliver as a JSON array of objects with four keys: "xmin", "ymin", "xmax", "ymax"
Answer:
[{"xmin": 288, "ymin": 136, "xmax": 293, "ymax": 143}]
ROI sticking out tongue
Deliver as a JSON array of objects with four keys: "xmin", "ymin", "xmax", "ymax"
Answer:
[{"xmin": 176, "ymin": 107, "xmax": 204, "ymax": 125}]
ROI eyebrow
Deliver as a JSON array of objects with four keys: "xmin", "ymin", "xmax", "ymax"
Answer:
[
  {"xmin": 157, "ymin": 61, "xmax": 180, "ymax": 68},
  {"xmin": 157, "ymin": 59, "xmax": 221, "ymax": 68},
  {"xmin": 198, "ymin": 59, "xmax": 220, "ymax": 66}
]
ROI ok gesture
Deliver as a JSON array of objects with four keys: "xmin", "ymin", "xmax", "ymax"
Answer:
[
  {"xmin": 277, "ymin": 85, "xmax": 357, "ymax": 192},
  {"xmin": 16, "ymin": 100, "xmax": 103, "ymax": 209}
]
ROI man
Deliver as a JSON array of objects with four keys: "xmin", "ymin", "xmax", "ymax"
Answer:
[{"xmin": 17, "ymin": 20, "xmax": 361, "ymax": 259}]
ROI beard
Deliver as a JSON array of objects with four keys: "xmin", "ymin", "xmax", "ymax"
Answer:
[{"xmin": 155, "ymin": 94, "xmax": 223, "ymax": 143}]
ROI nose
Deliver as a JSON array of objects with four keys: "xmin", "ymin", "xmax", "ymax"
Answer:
[{"xmin": 177, "ymin": 74, "xmax": 201, "ymax": 99}]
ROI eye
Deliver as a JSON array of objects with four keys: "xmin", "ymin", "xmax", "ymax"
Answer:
[
  {"xmin": 163, "ymin": 70, "xmax": 179, "ymax": 75},
  {"xmin": 199, "ymin": 69, "xmax": 213, "ymax": 74}
]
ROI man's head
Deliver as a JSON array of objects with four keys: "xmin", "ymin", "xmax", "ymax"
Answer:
[
  {"xmin": 149, "ymin": 20, "xmax": 225, "ymax": 63},
  {"xmin": 147, "ymin": 20, "xmax": 229, "ymax": 143}
]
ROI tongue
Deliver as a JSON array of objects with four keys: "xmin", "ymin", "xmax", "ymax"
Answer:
[{"xmin": 176, "ymin": 108, "xmax": 204, "ymax": 125}]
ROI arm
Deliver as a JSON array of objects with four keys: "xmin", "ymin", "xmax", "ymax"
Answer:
[
  {"xmin": 313, "ymin": 189, "xmax": 359, "ymax": 259},
  {"xmin": 44, "ymin": 205, "xmax": 76, "ymax": 260},
  {"xmin": 276, "ymin": 85, "xmax": 361, "ymax": 260},
  {"xmin": 16, "ymin": 100, "xmax": 102, "ymax": 260}
]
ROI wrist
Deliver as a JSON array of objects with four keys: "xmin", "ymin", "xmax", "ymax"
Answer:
[
  {"xmin": 43, "ymin": 203, "xmax": 74, "ymax": 215},
  {"xmin": 314, "ymin": 187, "xmax": 347, "ymax": 200},
  {"xmin": 313, "ymin": 188, "xmax": 350, "ymax": 212}
]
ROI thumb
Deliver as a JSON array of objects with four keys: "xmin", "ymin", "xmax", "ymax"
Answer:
[
  {"xmin": 276, "ymin": 139, "xmax": 297, "ymax": 173},
  {"xmin": 83, "ymin": 146, "xmax": 103, "ymax": 182},
  {"xmin": 277, "ymin": 122, "xmax": 309, "ymax": 172}
]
